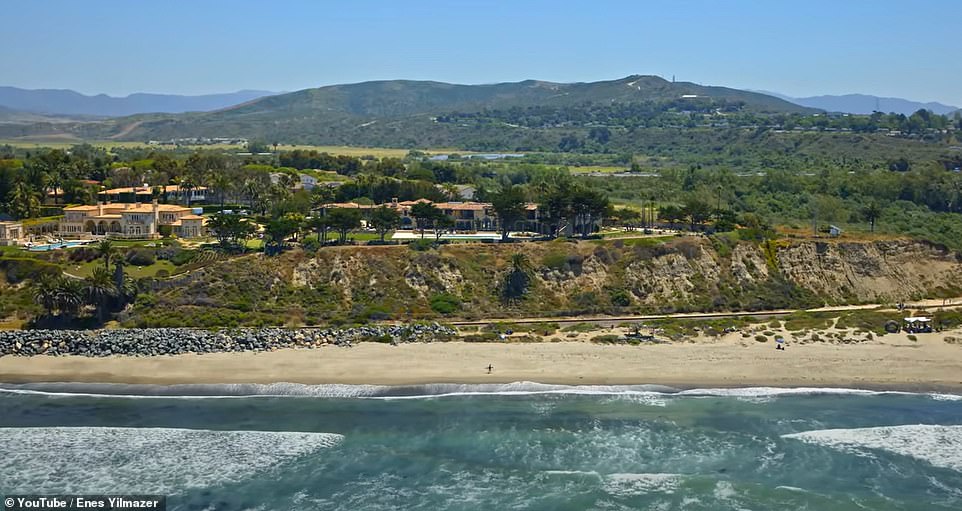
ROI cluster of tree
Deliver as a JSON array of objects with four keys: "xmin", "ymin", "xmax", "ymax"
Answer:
[
  {"xmin": 436, "ymin": 101, "xmax": 959, "ymax": 138},
  {"xmin": 31, "ymin": 240, "xmax": 135, "ymax": 324},
  {"xmin": 435, "ymin": 99, "xmax": 750, "ymax": 131}
]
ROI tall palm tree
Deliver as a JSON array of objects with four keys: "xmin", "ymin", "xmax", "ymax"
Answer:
[
  {"xmin": 85, "ymin": 267, "xmax": 118, "ymax": 323},
  {"xmin": 178, "ymin": 175, "xmax": 196, "ymax": 206},
  {"xmin": 8, "ymin": 180, "xmax": 41, "ymax": 219},
  {"xmin": 55, "ymin": 278, "xmax": 85, "ymax": 318},
  {"xmin": 32, "ymin": 275, "xmax": 61, "ymax": 317},
  {"xmin": 96, "ymin": 239, "xmax": 116, "ymax": 271},
  {"xmin": 209, "ymin": 170, "xmax": 234, "ymax": 211}
]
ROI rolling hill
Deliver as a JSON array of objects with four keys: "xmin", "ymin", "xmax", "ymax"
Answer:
[
  {"xmin": 0, "ymin": 75, "xmax": 815, "ymax": 146},
  {"xmin": 763, "ymin": 91, "xmax": 959, "ymax": 116},
  {"xmin": 0, "ymin": 87, "xmax": 278, "ymax": 117}
]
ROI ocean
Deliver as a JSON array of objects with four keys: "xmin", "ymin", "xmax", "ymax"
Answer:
[{"xmin": 1, "ymin": 382, "xmax": 960, "ymax": 510}]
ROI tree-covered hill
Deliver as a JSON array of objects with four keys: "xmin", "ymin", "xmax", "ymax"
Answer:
[{"xmin": 0, "ymin": 76, "xmax": 816, "ymax": 145}]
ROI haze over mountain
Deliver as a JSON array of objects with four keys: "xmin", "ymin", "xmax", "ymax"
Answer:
[
  {"xmin": 761, "ymin": 91, "xmax": 959, "ymax": 116},
  {"xmin": 0, "ymin": 87, "xmax": 279, "ymax": 117}
]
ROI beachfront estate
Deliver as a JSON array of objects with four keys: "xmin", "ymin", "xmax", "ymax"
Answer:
[
  {"xmin": 0, "ymin": 221, "xmax": 24, "ymax": 246},
  {"xmin": 59, "ymin": 201, "xmax": 207, "ymax": 239},
  {"xmin": 321, "ymin": 198, "xmax": 596, "ymax": 235}
]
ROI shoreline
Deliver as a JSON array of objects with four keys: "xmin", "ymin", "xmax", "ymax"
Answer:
[{"xmin": 2, "ymin": 339, "xmax": 961, "ymax": 393}]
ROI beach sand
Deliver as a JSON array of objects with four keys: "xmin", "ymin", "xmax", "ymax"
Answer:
[{"xmin": 1, "ymin": 330, "xmax": 961, "ymax": 391}]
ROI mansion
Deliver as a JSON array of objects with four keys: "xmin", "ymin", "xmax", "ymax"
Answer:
[
  {"xmin": 320, "ymin": 198, "xmax": 594, "ymax": 235},
  {"xmin": 0, "ymin": 221, "xmax": 24, "ymax": 246},
  {"xmin": 60, "ymin": 201, "xmax": 207, "ymax": 239}
]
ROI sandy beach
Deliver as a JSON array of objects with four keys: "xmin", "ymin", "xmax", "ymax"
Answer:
[{"xmin": 2, "ymin": 331, "xmax": 961, "ymax": 391}]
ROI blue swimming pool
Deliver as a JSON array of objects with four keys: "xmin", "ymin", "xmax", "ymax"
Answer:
[{"xmin": 26, "ymin": 241, "xmax": 87, "ymax": 252}]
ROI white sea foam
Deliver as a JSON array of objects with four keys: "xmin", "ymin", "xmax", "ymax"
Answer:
[
  {"xmin": 543, "ymin": 469, "xmax": 603, "ymax": 478},
  {"xmin": 602, "ymin": 473, "xmax": 684, "ymax": 497},
  {"xmin": 1, "ymin": 382, "xmax": 958, "ymax": 402},
  {"xmin": 713, "ymin": 480, "xmax": 738, "ymax": 500},
  {"xmin": 0, "ymin": 427, "xmax": 343, "ymax": 494},
  {"xmin": 783, "ymin": 424, "xmax": 962, "ymax": 472}
]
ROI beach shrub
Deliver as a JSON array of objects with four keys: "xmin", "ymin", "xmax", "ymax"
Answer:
[
  {"xmin": 302, "ymin": 237, "xmax": 321, "ymax": 252},
  {"xmin": 462, "ymin": 332, "xmax": 501, "ymax": 342},
  {"xmin": 609, "ymin": 289, "xmax": 632, "ymax": 307},
  {"xmin": 409, "ymin": 239, "xmax": 435, "ymax": 252},
  {"xmin": 591, "ymin": 334, "xmax": 622, "ymax": 344},
  {"xmin": 429, "ymin": 293, "xmax": 461, "ymax": 314},
  {"xmin": 541, "ymin": 251, "xmax": 567, "ymax": 271},
  {"xmin": 125, "ymin": 249, "xmax": 156, "ymax": 266},
  {"xmin": 562, "ymin": 322, "xmax": 600, "ymax": 333},
  {"xmin": 907, "ymin": 334, "xmax": 918, "ymax": 342},
  {"xmin": 754, "ymin": 335, "xmax": 768, "ymax": 342},
  {"xmin": 0, "ymin": 257, "xmax": 60, "ymax": 283},
  {"xmin": 169, "ymin": 250, "xmax": 196, "ymax": 266}
]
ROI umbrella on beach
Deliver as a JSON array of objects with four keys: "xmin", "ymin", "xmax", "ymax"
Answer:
[{"xmin": 775, "ymin": 337, "xmax": 785, "ymax": 344}]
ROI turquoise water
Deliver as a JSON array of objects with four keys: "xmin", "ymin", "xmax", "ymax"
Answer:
[
  {"xmin": 1, "ymin": 383, "xmax": 960, "ymax": 510},
  {"xmin": 26, "ymin": 241, "xmax": 86, "ymax": 252}
]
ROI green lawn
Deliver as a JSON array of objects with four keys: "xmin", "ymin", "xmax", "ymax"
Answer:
[{"xmin": 65, "ymin": 258, "xmax": 180, "ymax": 279}]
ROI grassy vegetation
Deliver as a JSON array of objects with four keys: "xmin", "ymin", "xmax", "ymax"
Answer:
[
  {"xmin": 0, "ymin": 140, "xmax": 463, "ymax": 158},
  {"xmin": 65, "ymin": 259, "xmax": 178, "ymax": 279},
  {"xmin": 782, "ymin": 311, "xmax": 836, "ymax": 332}
]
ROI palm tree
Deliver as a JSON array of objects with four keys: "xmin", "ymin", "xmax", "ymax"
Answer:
[
  {"xmin": 502, "ymin": 252, "xmax": 532, "ymax": 301},
  {"xmin": 85, "ymin": 267, "xmax": 118, "ymax": 323},
  {"xmin": 209, "ymin": 170, "xmax": 234, "ymax": 211},
  {"xmin": 178, "ymin": 175, "xmax": 196, "ymax": 206},
  {"xmin": 32, "ymin": 274, "xmax": 61, "ymax": 317},
  {"xmin": 55, "ymin": 278, "xmax": 85, "ymax": 318},
  {"xmin": 8, "ymin": 180, "xmax": 41, "ymax": 219},
  {"xmin": 96, "ymin": 239, "xmax": 116, "ymax": 271}
]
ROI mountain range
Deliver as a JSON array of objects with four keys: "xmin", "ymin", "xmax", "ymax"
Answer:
[
  {"xmin": 762, "ymin": 91, "xmax": 959, "ymax": 116},
  {"xmin": 0, "ymin": 75, "xmax": 815, "ymax": 144},
  {"xmin": 0, "ymin": 87, "xmax": 278, "ymax": 117},
  {"xmin": 1, "ymin": 76, "xmax": 958, "ymax": 151}
]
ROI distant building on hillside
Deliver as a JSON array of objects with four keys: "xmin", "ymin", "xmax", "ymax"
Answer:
[
  {"xmin": 99, "ymin": 184, "xmax": 207, "ymax": 204},
  {"xmin": 319, "ymin": 198, "xmax": 603, "ymax": 236},
  {"xmin": 299, "ymin": 173, "xmax": 318, "ymax": 191}
]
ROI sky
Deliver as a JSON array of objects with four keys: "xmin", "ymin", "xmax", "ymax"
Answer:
[{"xmin": 3, "ymin": 0, "xmax": 961, "ymax": 106}]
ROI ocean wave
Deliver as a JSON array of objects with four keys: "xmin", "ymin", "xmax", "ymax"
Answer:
[
  {"xmin": 782, "ymin": 424, "xmax": 962, "ymax": 473},
  {"xmin": 1, "ymin": 381, "xmax": 958, "ymax": 402},
  {"xmin": 603, "ymin": 473, "xmax": 684, "ymax": 496},
  {"xmin": 0, "ymin": 427, "xmax": 343, "ymax": 494}
]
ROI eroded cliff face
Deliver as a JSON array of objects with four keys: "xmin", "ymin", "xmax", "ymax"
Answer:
[
  {"xmin": 776, "ymin": 240, "xmax": 962, "ymax": 302},
  {"xmin": 141, "ymin": 237, "xmax": 962, "ymax": 326},
  {"xmin": 287, "ymin": 238, "xmax": 962, "ymax": 317}
]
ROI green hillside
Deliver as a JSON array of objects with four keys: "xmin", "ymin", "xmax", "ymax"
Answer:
[{"xmin": 0, "ymin": 76, "xmax": 816, "ymax": 146}]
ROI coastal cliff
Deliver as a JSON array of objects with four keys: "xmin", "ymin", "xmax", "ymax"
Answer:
[{"xmin": 121, "ymin": 237, "xmax": 962, "ymax": 327}]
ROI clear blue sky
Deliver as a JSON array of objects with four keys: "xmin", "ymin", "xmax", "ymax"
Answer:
[{"xmin": 4, "ymin": 0, "xmax": 960, "ymax": 105}]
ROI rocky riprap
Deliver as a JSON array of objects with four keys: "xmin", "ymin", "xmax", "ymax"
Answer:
[{"xmin": 0, "ymin": 324, "xmax": 456, "ymax": 357}]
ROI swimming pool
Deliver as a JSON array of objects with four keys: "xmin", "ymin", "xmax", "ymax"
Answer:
[{"xmin": 26, "ymin": 241, "xmax": 88, "ymax": 252}]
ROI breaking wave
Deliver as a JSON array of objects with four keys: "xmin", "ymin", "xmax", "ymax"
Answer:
[
  {"xmin": 0, "ymin": 382, "xmax": 958, "ymax": 402},
  {"xmin": 783, "ymin": 424, "xmax": 962, "ymax": 472},
  {"xmin": 0, "ymin": 427, "xmax": 343, "ymax": 494}
]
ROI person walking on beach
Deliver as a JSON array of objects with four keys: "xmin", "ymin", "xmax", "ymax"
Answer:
[{"xmin": 487, "ymin": 364, "xmax": 494, "ymax": 374}]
